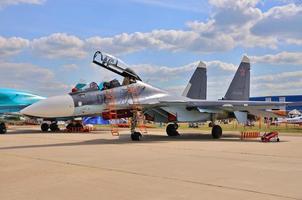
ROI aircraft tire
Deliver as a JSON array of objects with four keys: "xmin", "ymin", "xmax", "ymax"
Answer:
[
  {"xmin": 166, "ymin": 123, "xmax": 179, "ymax": 136},
  {"xmin": 211, "ymin": 125, "xmax": 222, "ymax": 139},
  {"xmin": 131, "ymin": 132, "xmax": 142, "ymax": 141},
  {"xmin": 66, "ymin": 123, "xmax": 74, "ymax": 131},
  {"xmin": 41, "ymin": 123, "xmax": 49, "ymax": 132},
  {"xmin": 50, "ymin": 123, "xmax": 59, "ymax": 132},
  {"xmin": 0, "ymin": 122, "xmax": 7, "ymax": 134},
  {"xmin": 75, "ymin": 123, "xmax": 83, "ymax": 129}
]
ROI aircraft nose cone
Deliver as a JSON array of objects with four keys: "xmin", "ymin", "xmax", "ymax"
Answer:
[{"xmin": 21, "ymin": 95, "xmax": 75, "ymax": 118}]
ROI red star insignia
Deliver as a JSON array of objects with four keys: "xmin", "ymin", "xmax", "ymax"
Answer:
[{"xmin": 239, "ymin": 68, "xmax": 245, "ymax": 76}]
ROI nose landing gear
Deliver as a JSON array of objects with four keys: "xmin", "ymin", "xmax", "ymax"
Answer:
[
  {"xmin": 130, "ymin": 112, "xmax": 142, "ymax": 141},
  {"xmin": 40, "ymin": 122, "xmax": 60, "ymax": 132},
  {"xmin": 50, "ymin": 122, "xmax": 60, "ymax": 132},
  {"xmin": 0, "ymin": 122, "xmax": 7, "ymax": 134},
  {"xmin": 131, "ymin": 131, "xmax": 142, "ymax": 141},
  {"xmin": 41, "ymin": 123, "xmax": 49, "ymax": 132}
]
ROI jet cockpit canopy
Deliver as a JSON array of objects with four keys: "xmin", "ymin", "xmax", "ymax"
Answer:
[{"xmin": 93, "ymin": 51, "xmax": 142, "ymax": 82}]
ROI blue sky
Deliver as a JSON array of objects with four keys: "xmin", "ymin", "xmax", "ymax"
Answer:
[{"xmin": 0, "ymin": 0, "xmax": 302, "ymax": 99}]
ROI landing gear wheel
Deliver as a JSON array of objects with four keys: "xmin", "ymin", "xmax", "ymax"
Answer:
[
  {"xmin": 41, "ymin": 123, "xmax": 49, "ymax": 132},
  {"xmin": 75, "ymin": 123, "xmax": 84, "ymax": 129},
  {"xmin": 0, "ymin": 122, "xmax": 7, "ymax": 134},
  {"xmin": 131, "ymin": 132, "xmax": 142, "ymax": 141},
  {"xmin": 66, "ymin": 123, "xmax": 73, "ymax": 131},
  {"xmin": 166, "ymin": 123, "xmax": 179, "ymax": 136},
  {"xmin": 50, "ymin": 123, "xmax": 60, "ymax": 132},
  {"xmin": 66, "ymin": 123, "xmax": 75, "ymax": 132},
  {"xmin": 211, "ymin": 125, "xmax": 222, "ymax": 139}
]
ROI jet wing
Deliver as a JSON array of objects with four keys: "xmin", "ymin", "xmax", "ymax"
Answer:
[
  {"xmin": 153, "ymin": 99, "xmax": 289, "ymax": 110},
  {"xmin": 139, "ymin": 99, "xmax": 293, "ymax": 123},
  {"xmin": 142, "ymin": 99, "xmax": 292, "ymax": 116}
]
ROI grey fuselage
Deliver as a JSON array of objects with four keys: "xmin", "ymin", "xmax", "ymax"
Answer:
[
  {"xmin": 70, "ymin": 81, "xmax": 167, "ymax": 116},
  {"xmin": 70, "ymin": 81, "xmax": 216, "ymax": 123},
  {"xmin": 21, "ymin": 81, "xmax": 230, "ymax": 123}
]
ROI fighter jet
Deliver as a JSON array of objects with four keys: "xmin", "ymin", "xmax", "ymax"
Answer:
[
  {"xmin": 21, "ymin": 51, "xmax": 292, "ymax": 141},
  {"xmin": 276, "ymin": 115, "xmax": 302, "ymax": 125},
  {"xmin": 0, "ymin": 88, "xmax": 45, "ymax": 134}
]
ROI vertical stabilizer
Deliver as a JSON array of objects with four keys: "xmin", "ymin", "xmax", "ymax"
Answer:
[
  {"xmin": 224, "ymin": 56, "xmax": 250, "ymax": 101},
  {"xmin": 182, "ymin": 61, "xmax": 207, "ymax": 99}
]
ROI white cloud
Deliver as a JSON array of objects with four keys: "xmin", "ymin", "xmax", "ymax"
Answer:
[
  {"xmin": 131, "ymin": 61, "xmax": 198, "ymax": 82},
  {"xmin": 210, "ymin": 0, "xmax": 262, "ymax": 27},
  {"xmin": 185, "ymin": 0, "xmax": 278, "ymax": 49},
  {"xmin": 61, "ymin": 63, "xmax": 78, "ymax": 71},
  {"xmin": 85, "ymin": 29, "xmax": 235, "ymax": 55},
  {"xmin": 1, "ymin": 1, "xmax": 302, "ymax": 60},
  {"xmin": 206, "ymin": 60, "xmax": 237, "ymax": 72},
  {"xmin": 31, "ymin": 33, "xmax": 87, "ymax": 59},
  {"xmin": 0, "ymin": 0, "xmax": 45, "ymax": 8},
  {"xmin": 0, "ymin": 36, "xmax": 29, "ymax": 59},
  {"xmin": 208, "ymin": 0, "xmax": 260, "ymax": 8},
  {"xmin": 0, "ymin": 62, "xmax": 69, "ymax": 96},
  {"xmin": 251, "ymin": 77, "xmax": 302, "ymax": 96},
  {"xmin": 285, "ymin": 38, "xmax": 302, "ymax": 45},
  {"xmin": 191, "ymin": 1, "xmax": 302, "ymax": 50},
  {"xmin": 251, "ymin": 51, "xmax": 302, "ymax": 65},
  {"xmin": 251, "ymin": 4, "xmax": 302, "ymax": 41},
  {"xmin": 253, "ymin": 70, "xmax": 302, "ymax": 82},
  {"xmin": 130, "ymin": 60, "xmax": 236, "ymax": 82}
]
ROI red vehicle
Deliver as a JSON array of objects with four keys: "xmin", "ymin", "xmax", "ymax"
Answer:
[{"xmin": 261, "ymin": 131, "xmax": 280, "ymax": 142}]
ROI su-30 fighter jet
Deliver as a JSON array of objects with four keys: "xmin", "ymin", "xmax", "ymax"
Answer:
[{"xmin": 21, "ymin": 51, "xmax": 292, "ymax": 141}]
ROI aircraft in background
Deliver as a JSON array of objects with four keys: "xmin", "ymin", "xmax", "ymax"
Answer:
[
  {"xmin": 276, "ymin": 116, "xmax": 302, "ymax": 125},
  {"xmin": 21, "ymin": 51, "xmax": 292, "ymax": 141},
  {"xmin": 0, "ymin": 88, "xmax": 45, "ymax": 134}
]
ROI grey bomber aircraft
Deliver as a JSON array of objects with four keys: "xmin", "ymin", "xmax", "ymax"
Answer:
[{"xmin": 21, "ymin": 51, "xmax": 290, "ymax": 141}]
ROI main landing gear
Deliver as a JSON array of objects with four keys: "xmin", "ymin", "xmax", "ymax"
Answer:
[
  {"xmin": 166, "ymin": 123, "xmax": 179, "ymax": 136},
  {"xmin": 130, "ymin": 112, "xmax": 142, "ymax": 141},
  {"xmin": 210, "ymin": 114, "xmax": 222, "ymax": 139},
  {"xmin": 40, "ymin": 122, "xmax": 60, "ymax": 132},
  {"xmin": 66, "ymin": 121, "xmax": 84, "ymax": 131},
  {"xmin": 0, "ymin": 122, "xmax": 7, "ymax": 134},
  {"xmin": 211, "ymin": 124, "xmax": 222, "ymax": 139}
]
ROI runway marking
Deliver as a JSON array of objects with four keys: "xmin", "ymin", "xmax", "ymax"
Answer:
[{"xmin": 1, "ymin": 152, "xmax": 299, "ymax": 200}]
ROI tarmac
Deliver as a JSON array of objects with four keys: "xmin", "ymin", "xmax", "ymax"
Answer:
[{"xmin": 0, "ymin": 126, "xmax": 302, "ymax": 200}]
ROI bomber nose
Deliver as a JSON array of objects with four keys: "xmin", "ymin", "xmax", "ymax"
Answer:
[{"xmin": 21, "ymin": 95, "xmax": 75, "ymax": 118}]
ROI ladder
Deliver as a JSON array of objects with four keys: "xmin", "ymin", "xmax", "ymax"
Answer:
[
  {"xmin": 104, "ymin": 90, "xmax": 119, "ymax": 136},
  {"xmin": 127, "ymin": 86, "xmax": 147, "ymax": 134}
]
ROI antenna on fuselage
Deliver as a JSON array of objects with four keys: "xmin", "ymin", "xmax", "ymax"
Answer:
[{"xmin": 92, "ymin": 51, "xmax": 142, "ymax": 81}]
